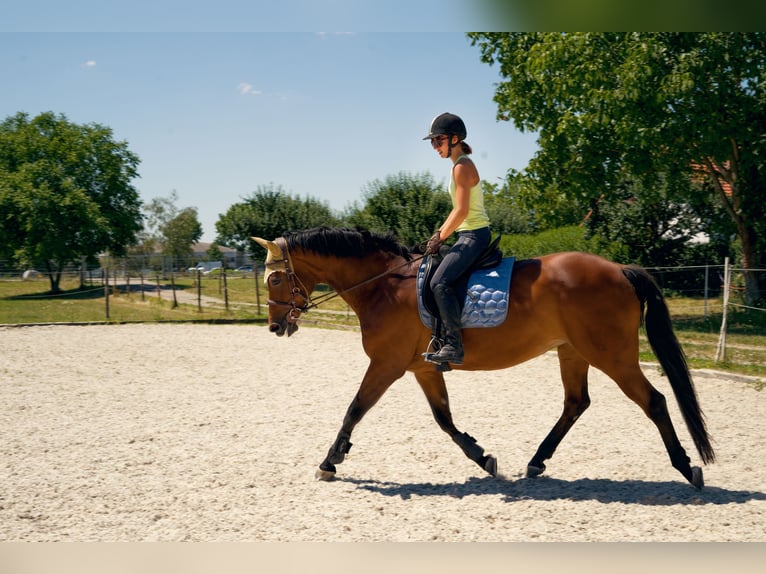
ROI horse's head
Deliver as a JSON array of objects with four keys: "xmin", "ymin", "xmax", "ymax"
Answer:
[{"xmin": 253, "ymin": 236, "xmax": 310, "ymax": 337}]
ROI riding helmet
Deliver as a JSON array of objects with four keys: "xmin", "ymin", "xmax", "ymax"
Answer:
[{"xmin": 423, "ymin": 112, "xmax": 467, "ymax": 141}]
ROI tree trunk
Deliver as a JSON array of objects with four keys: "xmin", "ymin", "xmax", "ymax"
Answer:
[
  {"xmin": 45, "ymin": 261, "xmax": 62, "ymax": 293},
  {"xmin": 738, "ymin": 224, "xmax": 760, "ymax": 306},
  {"xmin": 708, "ymin": 157, "xmax": 761, "ymax": 306}
]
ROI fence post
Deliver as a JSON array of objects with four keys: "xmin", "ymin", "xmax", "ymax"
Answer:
[
  {"xmin": 254, "ymin": 262, "xmax": 261, "ymax": 314},
  {"xmin": 170, "ymin": 272, "xmax": 178, "ymax": 308},
  {"xmin": 704, "ymin": 264, "xmax": 709, "ymax": 319},
  {"xmin": 196, "ymin": 269, "xmax": 202, "ymax": 312},
  {"xmin": 104, "ymin": 266, "xmax": 110, "ymax": 319},
  {"xmin": 223, "ymin": 266, "xmax": 229, "ymax": 311},
  {"xmin": 714, "ymin": 257, "xmax": 730, "ymax": 363}
]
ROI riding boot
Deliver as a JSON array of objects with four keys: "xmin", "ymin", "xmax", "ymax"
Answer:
[{"xmin": 430, "ymin": 284, "xmax": 464, "ymax": 365}]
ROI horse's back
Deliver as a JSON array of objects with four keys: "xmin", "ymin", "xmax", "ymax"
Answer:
[
  {"xmin": 464, "ymin": 252, "xmax": 640, "ymax": 368},
  {"xmin": 509, "ymin": 251, "xmax": 642, "ymax": 362},
  {"xmin": 534, "ymin": 250, "xmax": 626, "ymax": 277}
]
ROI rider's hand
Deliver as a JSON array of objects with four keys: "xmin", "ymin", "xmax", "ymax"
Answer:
[{"xmin": 426, "ymin": 232, "xmax": 443, "ymax": 255}]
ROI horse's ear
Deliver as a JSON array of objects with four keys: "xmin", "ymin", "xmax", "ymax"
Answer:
[{"xmin": 252, "ymin": 237, "xmax": 282, "ymax": 260}]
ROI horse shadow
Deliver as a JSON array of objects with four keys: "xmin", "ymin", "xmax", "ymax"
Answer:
[{"xmin": 339, "ymin": 474, "xmax": 766, "ymax": 507}]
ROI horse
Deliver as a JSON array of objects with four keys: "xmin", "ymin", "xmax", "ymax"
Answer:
[{"xmin": 253, "ymin": 226, "xmax": 715, "ymax": 489}]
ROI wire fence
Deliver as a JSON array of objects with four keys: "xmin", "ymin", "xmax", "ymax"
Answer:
[
  {"xmin": 645, "ymin": 262, "xmax": 766, "ymax": 313},
  {"xmin": 2, "ymin": 256, "xmax": 764, "ymax": 364}
]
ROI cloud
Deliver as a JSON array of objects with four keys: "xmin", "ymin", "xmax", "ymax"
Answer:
[
  {"xmin": 238, "ymin": 82, "xmax": 262, "ymax": 96},
  {"xmin": 82, "ymin": 60, "xmax": 97, "ymax": 68}
]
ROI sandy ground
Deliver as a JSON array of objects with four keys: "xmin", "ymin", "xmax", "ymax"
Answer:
[{"xmin": 0, "ymin": 323, "xmax": 764, "ymax": 542}]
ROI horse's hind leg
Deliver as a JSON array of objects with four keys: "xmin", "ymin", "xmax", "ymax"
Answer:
[
  {"xmin": 414, "ymin": 370, "xmax": 497, "ymax": 476},
  {"xmin": 527, "ymin": 344, "xmax": 591, "ymax": 478},
  {"xmin": 605, "ymin": 364, "xmax": 702, "ymax": 488}
]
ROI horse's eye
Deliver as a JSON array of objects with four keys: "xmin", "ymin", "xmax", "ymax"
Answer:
[{"xmin": 269, "ymin": 275, "xmax": 282, "ymax": 286}]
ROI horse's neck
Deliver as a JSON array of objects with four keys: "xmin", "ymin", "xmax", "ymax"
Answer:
[{"xmin": 302, "ymin": 253, "xmax": 406, "ymax": 305}]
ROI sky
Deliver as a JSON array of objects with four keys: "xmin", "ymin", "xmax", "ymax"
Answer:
[
  {"xmin": 1, "ymin": 4, "xmax": 541, "ymax": 243},
  {"xmin": 2, "ymin": 2, "xmax": 741, "ymax": 244}
]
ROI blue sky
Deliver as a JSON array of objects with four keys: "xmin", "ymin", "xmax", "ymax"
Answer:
[{"xmin": 2, "ymin": 5, "xmax": 540, "ymax": 243}]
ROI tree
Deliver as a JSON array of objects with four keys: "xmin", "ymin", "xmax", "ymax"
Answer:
[
  {"xmin": 585, "ymin": 175, "xmax": 707, "ymax": 265},
  {"xmin": 468, "ymin": 32, "xmax": 766, "ymax": 303},
  {"xmin": 344, "ymin": 172, "xmax": 450, "ymax": 247},
  {"xmin": 483, "ymin": 172, "xmax": 583, "ymax": 234},
  {"xmin": 0, "ymin": 111, "xmax": 142, "ymax": 292},
  {"xmin": 481, "ymin": 179, "xmax": 531, "ymax": 235},
  {"xmin": 161, "ymin": 208, "xmax": 203, "ymax": 263},
  {"xmin": 139, "ymin": 190, "xmax": 202, "ymax": 269},
  {"xmin": 215, "ymin": 184, "xmax": 340, "ymax": 254}
]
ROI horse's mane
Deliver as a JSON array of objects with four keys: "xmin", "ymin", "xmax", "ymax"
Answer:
[{"xmin": 282, "ymin": 226, "xmax": 412, "ymax": 261}]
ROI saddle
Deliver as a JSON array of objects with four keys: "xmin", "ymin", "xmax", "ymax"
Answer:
[
  {"xmin": 417, "ymin": 236, "xmax": 514, "ymax": 372},
  {"xmin": 419, "ymin": 233, "xmax": 504, "ymax": 321}
]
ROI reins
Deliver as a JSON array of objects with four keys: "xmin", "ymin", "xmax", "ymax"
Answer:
[
  {"xmin": 270, "ymin": 236, "xmax": 426, "ymax": 316},
  {"xmin": 306, "ymin": 253, "xmax": 426, "ymax": 310}
]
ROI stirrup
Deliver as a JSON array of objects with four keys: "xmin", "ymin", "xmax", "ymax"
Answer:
[
  {"xmin": 422, "ymin": 338, "xmax": 460, "ymax": 371},
  {"xmin": 422, "ymin": 336, "xmax": 445, "ymax": 363}
]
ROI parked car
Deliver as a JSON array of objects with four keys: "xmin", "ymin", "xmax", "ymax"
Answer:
[
  {"xmin": 188, "ymin": 261, "xmax": 223, "ymax": 274},
  {"xmin": 203, "ymin": 266, "xmax": 223, "ymax": 276},
  {"xmin": 235, "ymin": 265, "xmax": 254, "ymax": 272}
]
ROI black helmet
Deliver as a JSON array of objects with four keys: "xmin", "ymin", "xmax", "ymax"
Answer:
[{"xmin": 423, "ymin": 112, "xmax": 467, "ymax": 141}]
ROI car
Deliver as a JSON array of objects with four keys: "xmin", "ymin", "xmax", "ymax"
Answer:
[
  {"xmin": 235, "ymin": 265, "xmax": 254, "ymax": 272},
  {"xmin": 203, "ymin": 266, "xmax": 223, "ymax": 276}
]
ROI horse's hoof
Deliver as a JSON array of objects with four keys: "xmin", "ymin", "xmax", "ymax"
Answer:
[
  {"xmin": 526, "ymin": 464, "xmax": 545, "ymax": 478},
  {"xmin": 315, "ymin": 468, "xmax": 336, "ymax": 481},
  {"xmin": 484, "ymin": 455, "xmax": 497, "ymax": 477},
  {"xmin": 691, "ymin": 466, "xmax": 704, "ymax": 489}
]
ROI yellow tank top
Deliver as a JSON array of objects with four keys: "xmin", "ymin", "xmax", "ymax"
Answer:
[{"xmin": 448, "ymin": 156, "xmax": 490, "ymax": 232}]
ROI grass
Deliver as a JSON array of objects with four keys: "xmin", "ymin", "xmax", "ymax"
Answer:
[{"xmin": 2, "ymin": 274, "xmax": 764, "ymax": 382}]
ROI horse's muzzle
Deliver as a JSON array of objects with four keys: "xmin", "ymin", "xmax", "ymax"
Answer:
[{"xmin": 269, "ymin": 318, "xmax": 299, "ymax": 337}]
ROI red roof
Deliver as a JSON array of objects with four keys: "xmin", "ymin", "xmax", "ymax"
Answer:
[{"xmin": 691, "ymin": 161, "xmax": 733, "ymax": 197}]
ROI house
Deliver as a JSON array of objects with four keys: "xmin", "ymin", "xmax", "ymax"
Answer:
[{"xmin": 191, "ymin": 241, "xmax": 244, "ymax": 269}]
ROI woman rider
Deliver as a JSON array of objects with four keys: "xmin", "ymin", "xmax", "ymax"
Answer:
[{"xmin": 423, "ymin": 112, "xmax": 491, "ymax": 365}]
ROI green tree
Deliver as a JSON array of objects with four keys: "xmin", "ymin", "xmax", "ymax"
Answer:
[
  {"xmin": 481, "ymin": 179, "xmax": 531, "ymax": 235},
  {"xmin": 468, "ymin": 32, "xmax": 766, "ymax": 303},
  {"xmin": 139, "ymin": 190, "xmax": 202, "ymax": 270},
  {"xmin": 215, "ymin": 183, "xmax": 339, "ymax": 253},
  {"xmin": 0, "ymin": 111, "xmax": 142, "ymax": 292},
  {"xmin": 206, "ymin": 242, "xmax": 224, "ymax": 264},
  {"xmin": 585, "ymin": 175, "xmax": 706, "ymax": 266},
  {"xmin": 163, "ymin": 207, "xmax": 203, "ymax": 263},
  {"xmin": 344, "ymin": 172, "xmax": 450, "ymax": 247}
]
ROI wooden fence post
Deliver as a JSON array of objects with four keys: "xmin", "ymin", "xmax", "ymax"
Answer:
[
  {"xmin": 196, "ymin": 269, "xmax": 202, "ymax": 312},
  {"xmin": 254, "ymin": 262, "xmax": 261, "ymax": 314},
  {"xmin": 170, "ymin": 272, "xmax": 178, "ymax": 308},
  {"xmin": 104, "ymin": 267, "xmax": 110, "ymax": 319},
  {"xmin": 715, "ymin": 257, "xmax": 730, "ymax": 363},
  {"xmin": 223, "ymin": 266, "xmax": 229, "ymax": 311}
]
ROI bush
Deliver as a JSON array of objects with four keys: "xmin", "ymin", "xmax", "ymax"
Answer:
[{"xmin": 498, "ymin": 225, "xmax": 604, "ymax": 259}]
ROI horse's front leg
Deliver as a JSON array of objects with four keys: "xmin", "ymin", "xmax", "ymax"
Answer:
[
  {"xmin": 414, "ymin": 369, "xmax": 497, "ymax": 477},
  {"xmin": 316, "ymin": 361, "xmax": 405, "ymax": 481}
]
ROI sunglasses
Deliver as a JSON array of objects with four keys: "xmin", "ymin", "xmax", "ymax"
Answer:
[{"xmin": 430, "ymin": 136, "xmax": 448, "ymax": 148}]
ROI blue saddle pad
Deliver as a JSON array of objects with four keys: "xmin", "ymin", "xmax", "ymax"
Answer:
[{"xmin": 417, "ymin": 257, "xmax": 515, "ymax": 328}]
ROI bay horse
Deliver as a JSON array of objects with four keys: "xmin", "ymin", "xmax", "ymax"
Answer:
[{"xmin": 253, "ymin": 227, "xmax": 715, "ymax": 489}]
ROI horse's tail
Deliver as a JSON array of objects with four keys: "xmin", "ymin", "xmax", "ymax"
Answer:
[{"xmin": 622, "ymin": 264, "xmax": 716, "ymax": 465}]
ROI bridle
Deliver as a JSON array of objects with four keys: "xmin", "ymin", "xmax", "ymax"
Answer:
[
  {"xmin": 264, "ymin": 237, "xmax": 312, "ymax": 324},
  {"xmin": 264, "ymin": 236, "xmax": 426, "ymax": 324}
]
